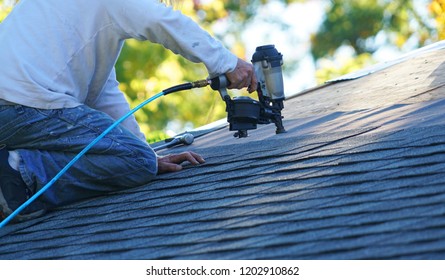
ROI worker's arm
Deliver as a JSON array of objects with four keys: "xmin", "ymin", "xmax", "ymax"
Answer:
[{"xmin": 106, "ymin": 0, "xmax": 239, "ymax": 78}]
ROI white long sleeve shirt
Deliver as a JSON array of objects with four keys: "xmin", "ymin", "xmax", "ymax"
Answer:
[{"xmin": 0, "ymin": 0, "xmax": 237, "ymax": 141}]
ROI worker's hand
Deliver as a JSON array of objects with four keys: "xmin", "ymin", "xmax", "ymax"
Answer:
[
  {"xmin": 225, "ymin": 58, "xmax": 257, "ymax": 93},
  {"xmin": 157, "ymin": 151, "xmax": 205, "ymax": 174}
]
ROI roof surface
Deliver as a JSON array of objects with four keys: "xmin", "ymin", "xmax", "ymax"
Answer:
[{"xmin": 1, "ymin": 42, "xmax": 445, "ymax": 260}]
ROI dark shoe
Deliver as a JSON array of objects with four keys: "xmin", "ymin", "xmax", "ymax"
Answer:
[{"xmin": 0, "ymin": 148, "xmax": 46, "ymax": 223}]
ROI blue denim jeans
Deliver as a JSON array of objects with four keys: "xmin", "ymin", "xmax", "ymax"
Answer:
[{"xmin": 0, "ymin": 105, "xmax": 157, "ymax": 209}]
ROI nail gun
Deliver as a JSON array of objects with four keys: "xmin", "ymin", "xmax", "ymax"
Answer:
[{"xmin": 210, "ymin": 45, "xmax": 286, "ymax": 138}]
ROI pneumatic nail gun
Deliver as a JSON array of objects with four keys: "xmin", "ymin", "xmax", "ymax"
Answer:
[{"xmin": 210, "ymin": 45, "xmax": 286, "ymax": 138}]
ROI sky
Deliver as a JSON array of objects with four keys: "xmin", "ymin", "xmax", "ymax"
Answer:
[{"xmin": 241, "ymin": 0, "xmax": 326, "ymax": 95}]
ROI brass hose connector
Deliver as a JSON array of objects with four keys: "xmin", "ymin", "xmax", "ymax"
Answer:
[{"xmin": 191, "ymin": 79, "xmax": 211, "ymax": 88}]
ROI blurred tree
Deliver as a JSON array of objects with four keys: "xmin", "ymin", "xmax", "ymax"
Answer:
[
  {"xmin": 311, "ymin": 0, "xmax": 437, "ymax": 82},
  {"xmin": 0, "ymin": 0, "xmax": 13, "ymax": 22},
  {"xmin": 315, "ymin": 53, "xmax": 373, "ymax": 84},
  {"xmin": 311, "ymin": 0, "xmax": 434, "ymax": 59},
  {"xmin": 429, "ymin": 0, "xmax": 445, "ymax": 39}
]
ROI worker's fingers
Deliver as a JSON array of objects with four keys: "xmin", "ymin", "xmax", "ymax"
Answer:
[
  {"xmin": 248, "ymin": 70, "xmax": 258, "ymax": 93},
  {"xmin": 158, "ymin": 162, "xmax": 183, "ymax": 173},
  {"xmin": 157, "ymin": 151, "xmax": 205, "ymax": 174},
  {"xmin": 226, "ymin": 58, "xmax": 257, "ymax": 92},
  {"xmin": 168, "ymin": 151, "xmax": 205, "ymax": 165}
]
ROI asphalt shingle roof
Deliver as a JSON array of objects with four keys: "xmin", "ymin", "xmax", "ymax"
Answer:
[{"xmin": 1, "ymin": 41, "xmax": 445, "ymax": 260}]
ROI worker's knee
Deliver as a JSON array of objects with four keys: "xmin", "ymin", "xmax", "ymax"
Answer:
[{"xmin": 118, "ymin": 147, "xmax": 158, "ymax": 186}]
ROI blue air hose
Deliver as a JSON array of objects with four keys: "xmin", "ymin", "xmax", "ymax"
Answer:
[{"xmin": 0, "ymin": 79, "xmax": 210, "ymax": 228}]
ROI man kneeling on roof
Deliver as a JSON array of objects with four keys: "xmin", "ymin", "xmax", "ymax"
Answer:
[{"xmin": 0, "ymin": 0, "xmax": 256, "ymax": 223}]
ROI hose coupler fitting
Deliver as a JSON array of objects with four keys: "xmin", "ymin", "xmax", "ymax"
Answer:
[{"xmin": 191, "ymin": 79, "xmax": 211, "ymax": 88}]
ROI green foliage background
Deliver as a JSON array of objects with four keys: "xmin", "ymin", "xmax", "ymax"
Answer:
[
  {"xmin": 1, "ymin": 0, "xmax": 444, "ymax": 142},
  {"xmin": 311, "ymin": 0, "xmax": 441, "ymax": 83}
]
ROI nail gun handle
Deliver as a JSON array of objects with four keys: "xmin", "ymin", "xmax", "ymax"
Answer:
[{"xmin": 210, "ymin": 75, "xmax": 230, "ymax": 101}]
